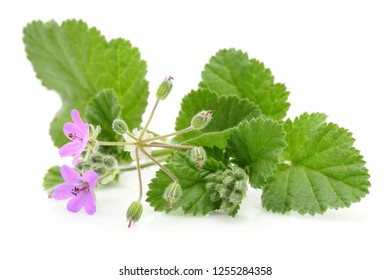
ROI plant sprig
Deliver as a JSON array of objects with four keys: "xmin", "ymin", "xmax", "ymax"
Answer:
[{"xmin": 24, "ymin": 19, "xmax": 370, "ymax": 227}]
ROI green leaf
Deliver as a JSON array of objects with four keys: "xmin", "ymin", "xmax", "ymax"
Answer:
[
  {"xmin": 86, "ymin": 89, "xmax": 121, "ymax": 140},
  {"xmin": 228, "ymin": 117, "xmax": 287, "ymax": 188},
  {"xmin": 146, "ymin": 152, "xmax": 224, "ymax": 215},
  {"xmin": 262, "ymin": 113, "xmax": 371, "ymax": 215},
  {"xmin": 43, "ymin": 166, "xmax": 63, "ymax": 192},
  {"xmin": 199, "ymin": 48, "xmax": 290, "ymax": 120},
  {"xmin": 23, "ymin": 19, "xmax": 148, "ymax": 147},
  {"xmin": 174, "ymin": 88, "xmax": 262, "ymax": 149}
]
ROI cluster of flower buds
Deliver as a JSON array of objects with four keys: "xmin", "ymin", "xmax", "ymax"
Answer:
[
  {"xmin": 205, "ymin": 166, "xmax": 248, "ymax": 216},
  {"xmin": 76, "ymin": 152, "xmax": 119, "ymax": 185}
]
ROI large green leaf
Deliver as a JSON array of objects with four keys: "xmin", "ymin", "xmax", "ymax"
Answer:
[
  {"xmin": 199, "ymin": 48, "xmax": 289, "ymax": 120},
  {"xmin": 228, "ymin": 117, "xmax": 287, "ymax": 188},
  {"xmin": 23, "ymin": 19, "xmax": 148, "ymax": 147},
  {"xmin": 262, "ymin": 113, "xmax": 371, "ymax": 215},
  {"xmin": 174, "ymin": 88, "xmax": 262, "ymax": 149}
]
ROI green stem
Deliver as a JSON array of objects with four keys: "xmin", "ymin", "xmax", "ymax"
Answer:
[
  {"xmin": 141, "ymin": 127, "xmax": 194, "ymax": 143},
  {"xmin": 135, "ymin": 147, "xmax": 143, "ymax": 202},
  {"xmin": 139, "ymin": 98, "xmax": 160, "ymax": 140},
  {"xmin": 97, "ymin": 140, "xmax": 137, "ymax": 146},
  {"xmin": 139, "ymin": 146, "xmax": 178, "ymax": 183},
  {"xmin": 144, "ymin": 142, "xmax": 195, "ymax": 150},
  {"xmin": 151, "ymin": 148, "xmax": 174, "ymax": 158}
]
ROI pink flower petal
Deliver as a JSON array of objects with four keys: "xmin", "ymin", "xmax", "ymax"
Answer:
[
  {"xmin": 67, "ymin": 193, "xmax": 88, "ymax": 213},
  {"xmin": 59, "ymin": 141, "xmax": 83, "ymax": 157},
  {"xmin": 71, "ymin": 109, "xmax": 85, "ymax": 129},
  {"xmin": 83, "ymin": 123, "xmax": 90, "ymax": 143},
  {"xmin": 60, "ymin": 165, "xmax": 81, "ymax": 181},
  {"xmin": 84, "ymin": 193, "xmax": 96, "ymax": 215},
  {"xmin": 51, "ymin": 182, "xmax": 74, "ymax": 200},
  {"xmin": 71, "ymin": 147, "xmax": 85, "ymax": 165},
  {"xmin": 82, "ymin": 170, "xmax": 99, "ymax": 190}
]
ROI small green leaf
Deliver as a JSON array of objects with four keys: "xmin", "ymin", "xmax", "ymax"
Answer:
[
  {"xmin": 86, "ymin": 89, "xmax": 121, "ymax": 140},
  {"xmin": 262, "ymin": 113, "xmax": 371, "ymax": 215},
  {"xmin": 199, "ymin": 48, "xmax": 290, "ymax": 120},
  {"xmin": 228, "ymin": 117, "xmax": 287, "ymax": 188},
  {"xmin": 23, "ymin": 20, "xmax": 148, "ymax": 147},
  {"xmin": 174, "ymin": 89, "xmax": 261, "ymax": 149},
  {"xmin": 43, "ymin": 166, "xmax": 63, "ymax": 191},
  {"xmin": 147, "ymin": 152, "xmax": 224, "ymax": 215}
]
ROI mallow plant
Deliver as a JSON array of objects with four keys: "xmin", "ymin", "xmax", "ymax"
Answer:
[{"xmin": 23, "ymin": 19, "xmax": 370, "ymax": 227}]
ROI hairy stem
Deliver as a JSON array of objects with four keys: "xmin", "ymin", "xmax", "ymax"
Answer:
[
  {"xmin": 97, "ymin": 141, "xmax": 137, "ymax": 146},
  {"xmin": 139, "ymin": 98, "xmax": 160, "ymax": 140},
  {"xmin": 144, "ymin": 142, "xmax": 195, "ymax": 150},
  {"xmin": 141, "ymin": 127, "xmax": 194, "ymax": 143},
  {"xmin": 139, "ymin": 146, "xmax": 178, "ymax": 183},
  {"xmin": 135, "ymin": 147, "xmax": 143, "ymax": 202}
]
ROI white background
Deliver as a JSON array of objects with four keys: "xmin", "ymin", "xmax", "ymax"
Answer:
[{"xmin": 1, "ymin": 0, "xmax": 389, "ymax": 279}]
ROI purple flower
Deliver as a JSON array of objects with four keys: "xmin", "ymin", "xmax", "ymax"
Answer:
[
  {"xmin": 51, "ymin": 165, "xmax": 98, "ymax": 215},
  {"xmin": 59, "ymin": 109, "xmax": 90, "ymax": 165}
]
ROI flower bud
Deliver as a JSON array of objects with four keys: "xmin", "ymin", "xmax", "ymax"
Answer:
[
  {"xmin": 76, "ymin": 160, "xmax": 91, "ymax": 171},
  {"xmin": 163, "ymin": 182, "xmax": 182, "ymax": 208},
  {"xmin": 229, "ymin": 191, "xmax": 244, "ymax": 204},
  {"xmin": 233, "ymin": 180, "xmax": 247, "ymax": 192},
  {"xmin": 209, "ymin": 191, "xmax": 221, "ymax": 202},
  {"xmin": 103, "ymin": 155, "xmax": 117, "ymax": 168},
  {"xmin": 190, "ymin": 146, "xmax": 207, "ymax": 169},
  {"xmin": 112, "ymin": 119, "xmax": 129, "ymax": 135},
  {"xmin": 222, "ymin": 176, "xmax": 235, "ymax": 187},
  {"xmin": 126, "ymin": 201, "xmax": 143, "ymax": 228},
  {"xmin": 90, "ymin": 152, "xmax": 104, "ymax": 164},
  {"xmin": 93, "ymin": 164, "xmax": 107, "ymax": 176},
  {"xmin": 220, "ymin": 200, "xmax": 235, "ymax": 212},
  {"xmin": 191, "ymin": 110, "xmax": 212, "ymax": 130},
  {"xmin": 156, "ymin": 76, "xmax": 174, "ymax": 100},
  {"xmin": 232, "ymin": 166, "xmax": 246, "ymax": 180}
]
